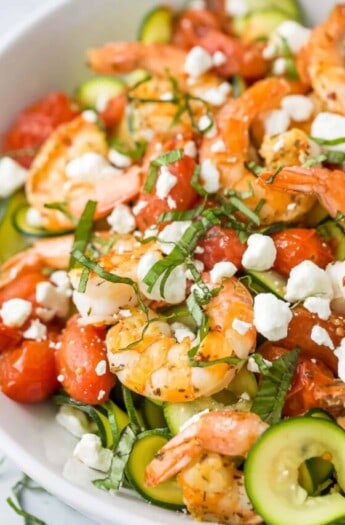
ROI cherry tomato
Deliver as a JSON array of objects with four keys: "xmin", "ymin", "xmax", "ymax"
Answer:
[
  {"xmin": 0, "ymin": 270, "xmax": 49, "ymax": 306},
  {"xmin": 0, "ymin": 340, "xmax": 59, "ymax": 403},
  {"xmin": 99, "ymin": 92, "xmax": 126, "ymax": 129},
  {"xmin": 0, "ymin": 324, "xmax": 22, "ymax": 353},
  {"xmin": 196, "ymin": 225, "xmax": 246, "ymax": 271},
  {"xmin": 271, "ymin": 228, "xmax": 334, "ymax": 278},
  {"xmin": 259, "ymin": 344, "xmax": 334, "ymax": 417},
  {"xmin": 3, "ymin": 92, "xmax": 79, "ymax": 168},
  {"xmin": 135, "ymin": 155, "xmax": 198, "ymax": 231},
  {"xmin": 56, "ymin": 315, "xmax": 115, "ymax": 405}
]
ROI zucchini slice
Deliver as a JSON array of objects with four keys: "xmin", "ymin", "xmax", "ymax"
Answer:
[
  {"xmin": 227, "ymin": 366, "xmax": 258, "ymax": 399},
  {"xmin": 244, "ymin": 269, "xmax": 287, "ymax": 300},
  {"xmin": 245, "ymin": 417, "xmax": 345, "ymax": 525},
  {"xmin": 0, "ymin": 191, "xmax": 30, "ymax": 263},
  {"xmin": 233, "ymin": 8, "xmax": 291, "ymax": 40},
  {"xmin": 12, "ymin": 204, "xmax": 73, "ymax": 238},
  {"xmin": 245, "ymin": 0, "xmax": 303, "ymax": 21},
  {"xmin": 137, "ymin": 6, "xmax": 173, "ymax": 44},
  {"xmin": 126, "ymin": 429, "xmax": 184, "ymax": 509},
  {"xmin": 75, "ymin": 76, "xmax": 125, "ymax": 110},
  {"xmin": 164, "ymin": 397, "xmax": 223, "ymax": 436},
  {"xmin": 142, "ymin": 398, "xmax": 167, "ymax": 429},
  {"xmin": 318, "ymin": 220, "xmax": 345, "ymax": 261}
]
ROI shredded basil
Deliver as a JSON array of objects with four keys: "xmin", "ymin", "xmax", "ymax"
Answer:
[
  {"xmin": 158, "ymin": 200, "xmax": 205, "ymax": 223},
  {"xmin": 302, "ymin": 154, "xmax": 327, "ymax": 167},
  {"xmin": 280, "ymin": 37, "xmax": 299, "ymax": 80},
  {"xmin": 232, "ymin": 74, "xmax": 246, "ymax": 98},
  {"xmin": 324, "ymin": 150, "xmax": 345, "ymax": 164},
  {"xmin": 144, "ymin": 148, "xmax": 184, "ymax": 194},
  {"xmin": 310, "ymin": 136, "xmax": 345, "ymax": 146},
  {"xmin": 264, "ymin": 165, "xmax": 283, "ymax": 185},
  {"xmin": 245, "ymin": 161, "xmax": 265, "ymax": 176},
  {"xmin": 122, "ymin": 385, "xmax": 145, "ymax": 433},
  {"xmin": 44, "ymin": 201, "xmax": 77, "ymax": 225},
  {"xmin": 109, "ymin": 138, "xmax": 146, "ymax": 160},
  {"xmin": 251, "ymin": 348, "xmax": 300, "ymax": 424},
  {"xmin": 191, "ymin": 165, "xmax": 208, "ymax": 197},
  {"xmin": 7, "ymin": 475, "xmax": 46, "ymax": 525}
]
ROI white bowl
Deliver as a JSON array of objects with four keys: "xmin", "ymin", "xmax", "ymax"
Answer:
[{"xmin": 0, "ymin": 1, "xmax": 340, "ymax": 524}]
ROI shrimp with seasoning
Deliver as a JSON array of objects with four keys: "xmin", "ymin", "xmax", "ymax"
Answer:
[{"xmin": 145, "ymin": 410, "xmax": 267, "ymax": 524}]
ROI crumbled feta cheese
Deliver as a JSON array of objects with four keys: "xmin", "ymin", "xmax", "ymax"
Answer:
[
  {"xmin": 210, "ymin": 139, "xmax": 226, "ymax": 153},
  {"xmin": 232, "ymin": 318, "xmax": 252, "ymax": 335},
  {"xmin": 160, "ymin": 92, "xmax": 174, "ymax": 101},
  {"xmin": 334, "ymin": 338, "xmax": 345, "ymax": 383},
  {"xmin": 275, "ymin": 21, "xmax": 311, "ymax": 54},
  {"xmin": 281, "ymin": 95, "xmax": 314, "ymax": 122},
  {"xmin": 143, "ymin": 225, "xmax": 158, "ymax": 239},
  {"xmin": 198, "ymin": 114, "xmax": 216, "ymax": 137},
  {"xmin": 56, "ymin": 406, "xmax": 91, "ymax": 438},
  {"xmin": 303, "ymin": 296, "xmax": 331, "ymax": 321},
  {"xmin": 66, "ymin": 152, "xmax": 119, "ymax": 181},
  {"xmin": 253, "ymin": 293, "xmax": 292, "ymax": 341},
  {"xmin": 132, "ymin": 200, "xmax": 148, "ymax": 216},
  {"xmin": 50, "ymin": 270, "xmax": 71, "ymax": 291},
  {"xmin": 212, "ymin": 51, "xmax": 227, "ymax": 67},
  {"xmin": 36, "ymin": 281, "xmax": 70, "ymax": 318},
  {"xmin": 242, "ymin": 234, "xmax": 277, "ymax": 271},
  {"xmin": 200, "ymin": 159, "xmax": 220, "ymax": 193},
  {"xmin": 272, "ymin": 57, "xmax": 288, "ymax": 76},
  {"xmin": 73, "ymin": 433, "xmax": 112, "ymax": 472},
  {"xmin": 158, "ymin": 221, "xmax": 192, "ymax": 255},
  {"xmin": 25, "ymin": 207, "xmax": 44, "ymax": 228},
  {"xmin": 311, "ymin": 112, "xmax": 345, "ymax": 153},
  {"xmin": 0, "ymin": 157, "xmax": 28, "ymax": 198},
  {"xmin": 225, "ymin": 0, "xmax": 249, "ymax": 17},
  {"xmin": 95, "ymin": 360, "xmax": 107, "ymax": 376},
  {"xmin": 97, "ymin": 390, "xmax": 106, "ymax": 401},
  {"xmin": 264, "ymin": 109, "xmax": 290, "ymax": 136},
  {"xmin": 184, "ymin": 140, "xmax": 197, "ymax": 158},
  {"xmin": 82, "ymin": 110, "xmax": 98, "ymax": 123},
  {"xmin": 184, "ymin": 46, "xmax": 213, "ymax": 77},
  {"xmin": 310, "ymin": 325, "xmax": 334, "ymax": 349},
  {"xmin": 107, "ymin": 203, "xmax": 136, "ymax": 234},
  {"xmin": 156, "ymin": 166, "xmax": 177, "ymax": 199},
  {"xmin": 167, "ymin": 196, "xmax": 177, "ymax": 209},
  {"xmin": 262, "ymin": 43, "xmax": 277, "ymax": 60},
  {"xmin": 57, "ymin": 374, "xmax": 65, "ymax": 382},
  {"xmin": 0, "ymin": 298, "xmax": 32, "ymax": 327},
  {"xmin": 108, "ymin": 148, "xmax": 132, "ymax": 169},
  {"xmin": 185, "ymin": 259, "xmax": 204, "ymax": 281},
  {"xmin": 171, "ymin": 322, "xmax": 196, "ymax": 343},
  {"xmin": 137, "ymin": 252, "xmax": 187, "ymax": 304},
  {"xmin": 201, "ymin": 83, "xmax": 230, "ymax": 106},
  {"xmin": 23, "ymin": 319, "xmax": 47, "ymax": 341},
  {"xmin": 326, "ymin": 261, "xmax": 345, "ymax": 313},
  {"xmin": 247, "ymin": 355, "xmax": 272, "ymax": 374},
  {"xmin": 285, "ymin": 260, "xmax": 333, "ymax": 302},
  {"xmin": 119, "ymin": 308, "xmax": 132, "ymax": 318},
  {"xmin": 210, "ymin": 261, "xmax": 237, "ymax": 284}
]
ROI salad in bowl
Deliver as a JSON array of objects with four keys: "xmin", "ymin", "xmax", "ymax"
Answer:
[{"xmin": 1, "ymin": 1, "xmax": 345, "ymax": 524}]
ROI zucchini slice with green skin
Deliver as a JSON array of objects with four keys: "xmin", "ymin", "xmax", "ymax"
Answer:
[
  {"xmin": 0, "ymin": 191, "xmax": 30, "ymax": 263},
  {"xmin": 245, "ymin": 0, "xmax": 303, "ymax": 21},
  {"xmin": 125, "ymin": 429, "xmax": 185, "ymax": 510},
  {"xmin": 245, "ymin": 417, "xmax": 345, "ymax": 525},
  {"xmin": 142, "ymin": 398, "xmax": 167, "ymax": 429},
  {"xmin": 164, "ymin": 397, "xmax": 223, "ymax": 436},
  {"xmin": 305, "ymin": 408, "xmax": 335, "ymax": 422},
  {"xmin": 137, "ymin": 6, "xmax": 173, "ymax": 44},
  {"xmin": 233, "ymin": 9, "xmax": 291, "ymax": 40},
  {"xmin": 298, "ymin": 457, "xmax": 334, "ymax": 496},
  {"xmin": 12, "ymin": 204, "xmax": 73, "ymax": 238},
  {"xmin": 227, "ymin": 366, "xmax": 258, "ymax": 399},
  {"xmin": 75, "ymin": 76, "xmax": 125, "ymax": 110},
  {"xmin": 318, "ymin": 220, "xmax": 345, "ymax": 261},
  {"xmin": 244, "ymin": 269, "xmax": 287, "ymax": 300}
]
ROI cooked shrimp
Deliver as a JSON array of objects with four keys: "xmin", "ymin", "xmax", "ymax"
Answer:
[
  {"xmin": 299, "ymin": 4, "xmax": 345, "ymax": 115},
  {"xmin": 26, "ymin": 116, "xmax": 141, "ymax": 230},
  {"xmin": 106, "ymin": 276, "xmax": 256, "ymax": 402},
  {"xmin": 145, "ymin": 410, "xmax": 267, "ymax": 524},
  {"xmin": 259, "ymin": 165, "xmax": 345, "ymax": 219},
  {"xmin": 200, "ymin": 78, "xmax": 316, "ymax": 224}
]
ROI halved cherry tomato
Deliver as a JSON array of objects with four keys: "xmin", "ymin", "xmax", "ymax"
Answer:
[
  {"xmin": 99, "ymin": 92, "xmax": 126, "ymax": 129},
  {"xmin": 56, "ymin": 314, "xmax": 115, "ymax": 405},
  {"xmin": 0, "ymin": 270, "xmax": 49, "ymax": 306},
  {"xmin": 196, "ymin": 225, "xmax": 246, "ymax": 271},
  {"xmin": 0, "ymin": 340, "xmax": 59, "ymax": 403},
  {"xmin": 135, "ymin": 155, "xmax": 198, "ymax": 231},
  {"xmin": 0, "ymin": 324, "xmax": 22, "ymax": 353},
  {"xmin": 271, "ymin": 228, "xmax": 334, "ymax": 278},
  {"xmin": 259, "ymin": 343, "xmax": 334, "ymax": 417},
  {"xmin": 3, "ymin": 92, "xmax": 79, "ymax": 168}
]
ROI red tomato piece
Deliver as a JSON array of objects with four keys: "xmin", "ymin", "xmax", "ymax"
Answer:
[
  {"xmin": 135, "ymin": 155, "xmax": 198, "ymax": 231},
  {"xmin": 196, "ymin": 225, "xmax": 246, "ymax": 271},
  {"xmin": 56, "ymin": 315, "xmax": 115, "ymax": 405},
  {"xmin": 271, "ymin": 228, "xmax": 334, "ymax": 278},
  {"xmin": 0, "ymin": 324, "xmax": 22, "ymax": 353},
  {"xmin": 99, "ymin": 92, "xmax": 126, "ymax": 129},
  {"xmin": 0, "ymin": 270, "xmax": 49, "ymax": 306},
  {"xmin": 3, "ymin": 92, "xmax": 79, "ymax": 168},
  {"xmin": 0, "ymin": 340, "xmax": 59, "ymax": 403}
]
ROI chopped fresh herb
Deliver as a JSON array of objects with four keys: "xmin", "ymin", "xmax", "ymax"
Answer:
[
  {"xmin": 264, "ymin": 165, "xmax": 283, "ymax": 185},
  {"xmin": 225, "ymin": 188, "xmax": 261, "ymax": 225},
  {"xmin": 158, "ymin": 199, "xmax": 205, "ymax": 223},
  {"xmin": 7, "ymin": 475, "xmax": 46, "ymax": 525},
  {"xmin": 144, "ymin": 148, "xmax": 184, "ymax": 193},
  {"xmin": 280, "ymin": 37, "xmax": 299, "ymax": 81},
  {"xmin": 232, "ymin": 75, "xmax": 246, "ymax": 98},
  {"xmin": 93, "ymin": 425, "xmax": 137, "ymax": 492},
  {"xmin": 245, "ymin": 161, "xmax": 265, "ymax": 176},
  {"xmin": 310, "ymin": 136, "xmax": 345, "ymax": 146},
  {"xmin": 109, "ymin": 138, "xmax": 146, "ymax": 160},
  {"xmin": 324, "ymin": 150, "xmax": 345, "ymax": 164},
  {"xmin": 44, "ymin": 201, "xmax": 77, "ymax": 225},
  {"xmin": 122, "ymin": 385, "xmax": 145, "ymax": 433},
  {"xmin": 251, "ymin": 348, "xmax": 300, "ymax": 424},
  {"xmin": 191, "ymin": 165, "xmax": 208, "ymax": 197},
  {"xmin": 302, "ymin": 154, "xmax": 327, "ymax": 167},
  {"xmin": 127, "ymin": 72, "xmax": 152, "ymax": 93}
]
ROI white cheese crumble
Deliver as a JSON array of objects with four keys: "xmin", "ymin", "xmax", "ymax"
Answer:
[
  {"xmin": 272, "ymin": 57, "xmax": 288, "ymax": 76},
  {"xmin": 212, "ymin": 51, "xmax": 228, "ymax": 67},
  {"xmin": 253, "ymin": 293, "xmax": 292, "ymax": 341},
  {"xmin": 242, "ymin": 234, "xmax": 277, "ymax": 271},
  {"xmin": 210, "ymin": 139, "xmax": 226, "ymax": 153},
  {"xmin": 184, "ymin": 46, "xmax": 213, "ymax": 77},
  {"xmin": 225, "ymin": 0, "xmax": 249, "ymax": 17},
  {"xmin": 97, "ymin": 390, "xmax": 106, "ymax": 401},
  {"xmin": 303, "ymin": 296, "xmax": 331, "ymax": 321},
  {"xmin": 0, "ymin": 298, "xmax": 32, "ymax": 327},
  {"xmin": 200, "ymin": 159, "xmax": 220, "ymax": 193},
  {"xmin": 201, "ymin": 82, "xmax": 231, "ymax": 107},
  {"xmin": 82, "ymin": 109, "xmax": 98, "ymax": 123},
  {"xmin": 107, "ymin": 203, "xmax": 136, "ymax": 234},
  {"xmin": 0, "ymin": 157, "xmax": 28, "ymax": 198},
  {"xmin": 73, "ymin": 433, "xmax": 112, "ymax": 472},
  {"xmin": 232, "ymin": 318, "xmax": 252, "ymax": 335},
  {"xmin": 184, "ymin": 140, "xmax": 197, "ymax": 158},
  {"xmin": 210, "ymin": 261, "xmax": 237, "ymax": 284},
  {"xmin": 66, "ymin": 152, "xmax": 119, "ymax": 181},
  {"xmin": 36, "ymin": 281, "xmax": 70, "ymax": 318},
  {"xmin": 171, "ymin": 322, "xmax": 196, "ymax": 343},
  {"xmin": 281, "ymin": 95, "xmax": 314, "ymax": 122},
  {"xmin": 158, "ymin": 221, "xmax": 192, "ymax": 255},
  {"xmin": 95, "ymin": 360, "xmax": 107, "ymax": 376},
  {"xmin": 198, "ymin": 114, "xmax": 215, "ymax": 134},
  {"xmin": 156, "ymin": 166, "xmax": 177, "ymax": 199},
  {"xmin": 108, "ymin": 148, "xmax": 132, "ymax": 168},
  {"xmin": 264, "ymin": 109, "xmax": 290, "ymax": 136},
  {"xmin": 326, "ymin": 261, "xmax": 345, "ymax": 313},
  {"xmin": 274, "ymin": 21, "xmax": 311, "ymax": 54},
  {"xmin": 50, "ymin": 270, "xmax": 71, "ymax": 291},
  {"xmin": 285, "ymin": 260, "xmax": 333, "ymax": 303},
  {"xmin": 132, "ymin": 200, "xmax": 148, "ymax": 216},
  {"xmin": 334, "ymin": 338, "xmax": 345, "ymax": 383},
  {"xmin": 311, "ymin": 112, "xmax": 345, "ymax": 153},
  {"xmin": 23, "ymin": 319, "xmax": 47, "ymax": 341},
  {"xmin": 310, "ymin": 325, "xmax": 334, "ymax": 350},
  {"xmin": 56, "ymin": 406, "xmax": 92, "ymax": 438},
  {"xmin": 25, "ymin": 207, "xmax": 44, "ymax": 228},
  {"xmin": 247, "ymin": 356, "xmax": 272, "ymax": 374}
]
